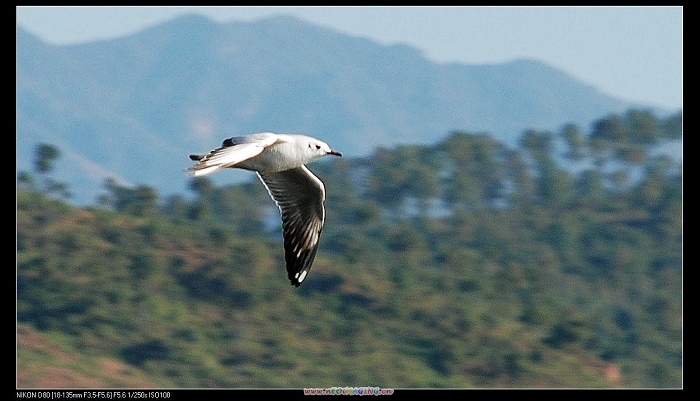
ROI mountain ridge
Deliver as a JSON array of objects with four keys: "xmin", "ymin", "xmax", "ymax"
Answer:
[{"xmin": 16, "ymin": 14, "xmax": 670, "ymax": 205}]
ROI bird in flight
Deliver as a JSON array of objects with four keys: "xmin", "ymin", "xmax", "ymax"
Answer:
[{"xmin": 188, "ymin": 132, "xmax": 342, "ymax": 287}]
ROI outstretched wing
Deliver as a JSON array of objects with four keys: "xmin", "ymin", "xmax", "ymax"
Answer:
[
  {"xmin": 187, "ymin": 134, "xmax": 279, "ymax": 176},
  {"xmin": 257, "ymin": 166, "xmax": 326, "ymax": 287}
]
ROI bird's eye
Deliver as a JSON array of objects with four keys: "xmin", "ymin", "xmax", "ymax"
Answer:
[{"xmin": 316, "ymin": 144, "xmax": 321, "ymax": 150}]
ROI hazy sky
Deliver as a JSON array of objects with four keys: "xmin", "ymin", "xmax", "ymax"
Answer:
[{"xmin": 16, "ymin": 6, "xmax": 683, "ymax": 110}]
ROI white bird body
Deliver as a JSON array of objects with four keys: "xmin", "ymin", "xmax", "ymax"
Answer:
[{"xmin": 187, "ymin": 132, "xmax": 342, "ymax": 287}]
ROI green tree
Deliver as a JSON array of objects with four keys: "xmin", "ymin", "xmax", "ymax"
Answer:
[
  {"xmin": 519, "ymin": 130, "xmax": 573, "ymax": 209},
  {"xmin": 189, "ymin": 176, "xmax": 215, "ymax": 199},
  {"xmin": 163, "ymin": 194, "xmax": 190, "ymax": 220},
  {"xmin": 17, "ymin": 171, "xmax": 35, "ymax": 191},
  {"xmin": 442, "ymin": 132, "xmax": 505, "ymax": 210},
  {"xmin": 576, "ymin": 169, "xmax": 605, "ymax": 201},
  {"xmin": 561, "ymin": 123, "xmax": 586, "ymax": 161},
  {"xmin": 660, "ymin": 111, "xmax": 682, "ymax": 140},
  {"xmin": 591, "ymin": 114, "xmax": 630, "ymax": 143},
  {"xmin": 626, "ymin": 109, "xmax": 660, "ymax": 146},
  {"xmin": 520, "ymin": 129, "xmax": 554, "ymax": 158},
  {"xmin": 366, "ymin": 145, "xmax": 441, "ymax": 215},
  {"xmin": 102, "ymin": 179, "xmax": 159, "ymax": 217},
  {"xmin": 34, "ymin": 143, "xmax": 60, "ymax": 175},
  {"xmin": 132, "ymin": 185, "xmax": 160, "ymax": 218},
  {"xmin": 505, "ymin": 149, "xmax": 535, "ymax": 207},
  {"xmin": 589, "ymin": 114, "xmax": 629, "ymax": 168},
  {"xmin": 32, "ymin": 143, "xmax": 71, "ymax": 198}
]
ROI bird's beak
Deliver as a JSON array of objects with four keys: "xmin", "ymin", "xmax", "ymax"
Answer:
[{"xmin": 329, "ymin": 150, "xmax": 342, "ymax": 157}]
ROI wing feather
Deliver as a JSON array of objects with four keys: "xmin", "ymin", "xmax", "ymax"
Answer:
[{"xmin": 257, "ymin": 166, "xmax": 326, "ymax": 287}]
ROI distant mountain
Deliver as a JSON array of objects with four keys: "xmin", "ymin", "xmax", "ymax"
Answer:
[{"xmin": 16, "ymin": 14, "xmax": 669, "ymax": 205}]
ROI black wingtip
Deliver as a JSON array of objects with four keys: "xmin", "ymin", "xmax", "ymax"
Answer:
[{"xmin": 189, "ymin": 154, "xmax": 203, "ymax": 161}]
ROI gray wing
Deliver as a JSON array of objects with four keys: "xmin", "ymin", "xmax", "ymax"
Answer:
[{"xmin": 257, "ymin": 166, "xmax": 326, "ymax": 287}]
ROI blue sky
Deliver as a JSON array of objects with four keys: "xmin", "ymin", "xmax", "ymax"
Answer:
[{"xmin": 16, "ymin": 6, "xmax": 682, "ymax": 111}]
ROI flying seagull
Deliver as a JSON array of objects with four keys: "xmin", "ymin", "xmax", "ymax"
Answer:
[{"xmin": 187, "ymin": 132, "xmax": 342, "ymax": 287}]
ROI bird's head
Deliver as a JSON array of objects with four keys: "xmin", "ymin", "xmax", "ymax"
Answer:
[{"xmin": 307, "ymin": 139, "xmax": 342, "ymax": 159}]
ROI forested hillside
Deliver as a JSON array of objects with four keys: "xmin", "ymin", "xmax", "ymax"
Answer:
[{"xmin": 17, "ymin": 109, "xmax": 682, "ymax": 388}]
